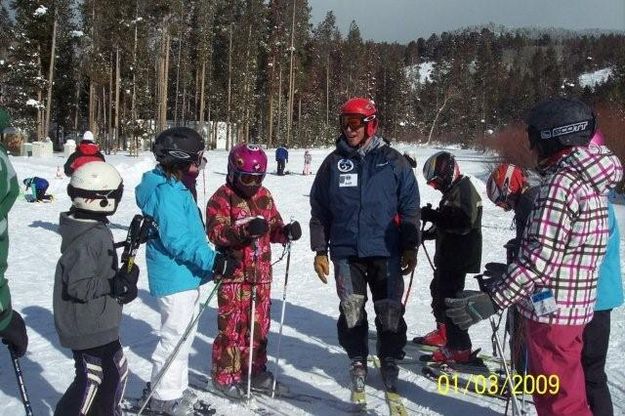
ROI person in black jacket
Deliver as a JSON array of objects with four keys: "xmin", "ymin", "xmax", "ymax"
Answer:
[
  {"xmin": 309, "ymin": 97, "xmax": 420, "ymax": 392},
  {"xmin": 413, "ymin": 151, "xmax": 482, "ymax": 364}
]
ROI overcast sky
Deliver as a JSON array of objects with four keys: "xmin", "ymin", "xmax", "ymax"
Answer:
[{"xmin": 308, "ymin": 0, "xmax": 625, "ymax": 43}]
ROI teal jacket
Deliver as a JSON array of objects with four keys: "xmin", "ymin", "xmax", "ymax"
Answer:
[
  {"xmin": 595, "ymin": 202, "xmax": 623, "ymax": 311},
  {"xmin": 136, "ymin": 167, "xmax": 216, "ymax": 297}
]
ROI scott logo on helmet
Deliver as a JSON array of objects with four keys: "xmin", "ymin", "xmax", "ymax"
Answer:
[{"xmin": 540, "ymin": 121, "xmax": 589, "ymax": 140}]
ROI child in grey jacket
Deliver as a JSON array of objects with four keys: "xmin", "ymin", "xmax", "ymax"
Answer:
[{"xmin": 53, "ymin": 162, "xmax": 138, "ymax": 416}]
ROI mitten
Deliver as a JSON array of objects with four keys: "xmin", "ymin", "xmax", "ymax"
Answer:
[
  {"xmin": 212, "ymin": 251, "xmax": 240, "ymax": 279},
  {"xmin": 420, "ymin": 205, "xmax": 440, "ymax": 224},
  {"xmin": 283, "ymin": 221, "xmax": 302, "ymax": 241},
  {"xmin": 245, "ymin": 217, "xmax": 269, "ymax": 238},
  {"xmin": 0, "ymin": 312, "xmax": 28, "ymax": 357},
  {"xmin": 400, "ymin": 248, "xmax": 418, "ymax": 275},
  {"xmin": 110, "ymin": 264, "xmax": 140, "ymax": 304}
]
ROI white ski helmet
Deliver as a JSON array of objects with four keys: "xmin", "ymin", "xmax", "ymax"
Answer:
[{"xmin": 68, "ymin": 161, "xmax": 123, "ymax": 214}]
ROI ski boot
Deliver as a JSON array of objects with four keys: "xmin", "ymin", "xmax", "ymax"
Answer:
[
  {"xmin": 212, "ymin": 380, "xmax": 247, "ymax": 400},
  {"xmin": 412, "ymin": 323, "xmax": 447, "ymax": 347},
  {"xmin": 349, "ymin": 358, "xmax": 367, "ymax": 392},
  {"xmin": 431, "ymin": 346, "xmax": 472, "ymax": 364},
  {"xmin": 379, "ymin": 357, "xmax": 399, "ymax": 391},
  {"xmin": 244, "ymin": 370, "xmax": 289, "ymax": 396}
]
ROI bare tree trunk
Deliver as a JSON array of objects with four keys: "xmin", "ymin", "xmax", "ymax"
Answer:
[
  {"xmin": 325, "ymin": 56, "xmax": 329, "ymax": 126},
  {"xmin": 36, "ymin": 49, "xmax": 44, "ymax": 140},
  {"xmin": 157, "ymin": 18, "xmax": 171, "ymax": 132},
  {"xmin": 199, "ymin": 62, "xmax": 206, "ymax": 132},
  {"xmin": 285, "ymin": 0, "xmax": 296, "ymax": 147},
  {"xmin": 108, "ymin": 57, "xmax": 113, "ymax": 151},
  {"xmin": 89, "ymin": 81, "xmax": 96, "ymax": 132},
  {"xmin": 115, "ymin": 47, "xmax": 121, "ymax": 149},
  {"xmin": 426, "ymin": 88, "xmax": 455, "ymax": 145},
  {"xmin": 102, "ymin": 86, "xmax": 108, "ymax": 153},
  {"xmin": 267, "ymin": 55, "xmax": 275, "ymax": 147},
  {"xmin": 174, "ymin": 35, "xmax": 182, "ymax": 124},
  {"xmin": 277, "ymin": 66, "xmax": 282, "ymax": 145},
  {"xmin": 44, "ymin": 8, "xmax": 58, "ymax": 140},
  {"xmin": 226, "ymin": 23, "xmax": 233, "ymax": 149}
]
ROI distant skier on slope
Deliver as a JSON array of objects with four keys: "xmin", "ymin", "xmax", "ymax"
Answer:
[
  {"xmin": 23, "ymin": 176, "xmax": 53, "ymax": 202},
  {"xmin": 63, "ymin": 130, "xmax": 105, "ymax": 176},
  {"xmin": 205, "ymin": 143, "xmax": 301, "ymax": 399},
  {"xmin": 53, "ymin": 162, "xmax": 136, "ymax": 416}
]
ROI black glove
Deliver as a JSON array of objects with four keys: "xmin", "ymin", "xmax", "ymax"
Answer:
[
  {"xmin": 283, "ymin": 221, "xmax": 302, "ymax": 241},
  {"xmin": 484, "ymin": 262, "xmax": 507, "ymax": 280},
  {"xmin": 245, "ymin": 217, "xmax": 269, "ymax": 238},
  {"xmin": 421, "ymin": 225, "xmax": 437, "ymax": 241},
  {"xmin": 445, "ymin": 290, "xmax": 498, "ymax": 330},
  {"xmin": 212, "ymin": 251, "xmax": 239, "ymax": 279},
  {"xmin": 504, "ymin": 238, "xmax": 520, "ymax": 264},
  {"xmin": 0, "ymin": 312, "xmax": 28, "ymax": 357},
  {"xmin": 110, "ymin": 264, "xmax": 140, "ymax": 304},
  {"xmin": 420, "ymin": 205, "xmax": 439, "ymax": 224}
]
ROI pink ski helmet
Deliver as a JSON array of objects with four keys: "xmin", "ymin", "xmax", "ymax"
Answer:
[
  {"xmin": 589, "ymin": 128, "xmax": 605, "ymax": 146},
  {"xmin": 227, "ymin": 143, "xmax": 267, "ymax": 197}
]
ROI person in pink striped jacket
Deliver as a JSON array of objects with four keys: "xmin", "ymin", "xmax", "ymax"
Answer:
[{"xmin": 445, "ymin": 97, "xmax": 623, "ymax": 416}]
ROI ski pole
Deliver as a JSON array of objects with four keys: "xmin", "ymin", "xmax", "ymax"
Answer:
[
  {"xmin": 246, "ymin": 238, "xmax": 260, "ymax": 403},
  {"xmin": 271, "ymin": 241, "xmax": 292, "ymax": 398},
  {"xmin": 402, "ymin": 269, "xmax": 415, "ymax": 307},
  {"xmin": 9, "ymin": 346, "xmax": 33, "ymax": 416},
  {"xmin": 137, "ymin": 279, "xmax": 223, "ymax": 415}
]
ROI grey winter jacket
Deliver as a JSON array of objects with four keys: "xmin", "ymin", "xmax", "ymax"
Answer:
[{"xmin": 53, "ymin": 212, "xmax": 121, "ymax": 350}]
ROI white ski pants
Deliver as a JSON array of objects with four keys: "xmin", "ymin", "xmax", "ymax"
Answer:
[{"xmin": 150, "ymin": 288, "xmax": 200, "ymax": 401}]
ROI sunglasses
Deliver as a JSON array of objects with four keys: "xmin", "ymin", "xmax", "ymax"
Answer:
[
  {"xmin": 239, "ymin": 173, "xmax": 264, "ymax": 186},
  {"xmin": 340, "ymin": 114, "xmax": 375, "ymax": 131}
]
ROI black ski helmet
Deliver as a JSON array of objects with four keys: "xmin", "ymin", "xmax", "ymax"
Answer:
[
  {"xmin": 152, "ymin": 127, "xmax": 205, "ymax": 167},
  {"xmin": 423, "ymin": 151, "xmax": 460, "ymax": 192},
  {"xmin": 526, "ymin": 97, "xmax": 595, "ymax": 158}
]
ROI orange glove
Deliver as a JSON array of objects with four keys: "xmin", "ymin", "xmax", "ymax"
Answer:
[
  {"xmin": 400, "ymin": 248, "xmax": 417, "ymax": 275},
  {"xmin": 314, "ymin": 253, "xmax": 330, "ymax": 284}
]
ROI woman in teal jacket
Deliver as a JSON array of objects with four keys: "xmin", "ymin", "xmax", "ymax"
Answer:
[{"xmin": 135, "ymin": 127, "xmax": 236, "ymax": 415}]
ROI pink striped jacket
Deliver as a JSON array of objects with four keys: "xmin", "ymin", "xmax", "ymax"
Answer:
[{"xmin": 491, "ymin": 145, "xmax": 623, "ymax": 325}]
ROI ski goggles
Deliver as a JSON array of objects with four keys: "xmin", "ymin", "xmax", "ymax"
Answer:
[
  {"xmin": 238, "ymin": 173, "xmax": 264, "ymax": 186},
  {"xmin": 340, "ymin": 114, "xmax": 375, "ymax": 131}
]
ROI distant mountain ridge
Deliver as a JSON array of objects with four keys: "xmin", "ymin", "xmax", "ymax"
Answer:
[{"xmin": 452, "ymin": 22, "xmax": 625, "ymax": 39}]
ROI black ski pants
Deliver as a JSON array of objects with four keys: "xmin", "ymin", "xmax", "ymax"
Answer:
[
  {"xmin": 277, "ymin": 159, "xmax": 286, "ymax": 175},
  {"xmin": 430, "ymin": 269, "xmax": 471, "ymax": 350},
  {"xmin": 54, "ymin": 340, "xmax": 127, "ymax": 416},
  {"xmin": 334, "ymin": 256, "xmax": 407, "ymax": 361},
  {"xmin": 582, "ymin": 309, "xmax": 613, "ymax": 416}
]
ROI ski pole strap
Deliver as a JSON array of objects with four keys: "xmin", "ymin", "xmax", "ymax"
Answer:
[{"xmin": 9, "ymin": 346, "xmax": 33, "ymax": 416}]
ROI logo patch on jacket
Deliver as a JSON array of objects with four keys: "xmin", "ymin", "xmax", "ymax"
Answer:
[{"xmin": 337, "ymin": 159, "xmax": 355, "ymax": 173}]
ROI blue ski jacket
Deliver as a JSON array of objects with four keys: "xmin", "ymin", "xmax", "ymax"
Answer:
[
  {"xmin": 136, "ymin": 167, "xmax": 216, "ymax": 297},
  {"xmin": 310, "ymin": 136, "xmax": 420, "ymax": 259},
  {"xmin": 275, "ymin": 147, "xmax": 288, "ymax": 162},
  {"xmin": 595, "ymin": 202, "xmax": 623, "ymax": 311}
]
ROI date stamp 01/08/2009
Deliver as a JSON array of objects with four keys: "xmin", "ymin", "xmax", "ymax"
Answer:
[{"xmin": 436, "ymin": 373, "xmax": 560, "ymax": 397}]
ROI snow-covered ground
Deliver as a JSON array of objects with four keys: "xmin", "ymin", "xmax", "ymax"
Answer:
[{"xmin": 1, "ymin": 145, "xmax": 624, "ymax": 416}]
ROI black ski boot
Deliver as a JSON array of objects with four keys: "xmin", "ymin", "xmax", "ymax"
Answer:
[
  {"xmin": 244, "ymin": 370, "xmax": 290, "ymax": 396},
  {"xmin": 379, "ymin": 357, "xmax": 399, "ymax": 391},
  {"xmin": 349, "ymin": 358, "xmax": 367, "ymax": 392}
]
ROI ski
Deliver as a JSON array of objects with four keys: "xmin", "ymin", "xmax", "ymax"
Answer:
[
  {"xmin": 370, "ymin": 356, "xmax": 407, "ymax": 416},
  {"xmin": 122, "ymin": 396, "xmax": 216, "ymax": 415},
  {"xmin": 350, "ymin": 388, "xmax": 367, "ymax": 412}
]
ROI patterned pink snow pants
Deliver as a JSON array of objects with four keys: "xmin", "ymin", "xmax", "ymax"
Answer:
[{"xmin": 212, "ymin": 282, "xmax": 271, "ymax": 385}]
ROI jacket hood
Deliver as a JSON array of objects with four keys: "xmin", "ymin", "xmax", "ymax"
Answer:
[
  {"xmin": 336, "ymin": 135, "xmax": 384, "ymax": 158},
  {"xmin": 546, "ymin": 145, "xmax": 623, "ymax": 195},
  {"xmin": 135, "ymin": 168, "xmax": 169, "ymax": 211},
  {"xmin": 78, "ymin": 142, "xmax": 100, "ymax": 155},
  {"xmin": 58, "ymin": 212, "xmax": 105, "ymax": 252}
]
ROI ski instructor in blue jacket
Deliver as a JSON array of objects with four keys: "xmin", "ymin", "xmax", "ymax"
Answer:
[{"xmin": 309, "ymin": 97, "xmax": 420, "ymax": 393}]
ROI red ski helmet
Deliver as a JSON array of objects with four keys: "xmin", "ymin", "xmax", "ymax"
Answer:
[
  {"xmin": 339, "ymin": 97, "xmax": 378, "ymax": 138},
  {"xmin": 486, "ymin": 163, "xmax": 528, "ymax": 210},
  {"xmin": 227, "ymin": 143, "xmax": 267, "ymax": 197}
]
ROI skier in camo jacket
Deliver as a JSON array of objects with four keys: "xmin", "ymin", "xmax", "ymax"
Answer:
[
  {"xmin": 445, "ymin": 97, "xmax": 623, "ymax": 416},
  {"xmin": 205, "ymin": 143, "xmax": 302, "ymax": 400}
]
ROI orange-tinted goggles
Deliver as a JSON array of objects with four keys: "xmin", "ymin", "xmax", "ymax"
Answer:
[
  {"xmin": 340, "ymin": 114, "xmax": 375, "ymax": 131},
  {"xmin": 239, "ymin": 173, "xmax": 264, "ymax": 186}
]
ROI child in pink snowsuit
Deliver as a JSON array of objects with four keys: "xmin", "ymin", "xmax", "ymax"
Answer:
[
  {"xmin": 303, "ymin": 150, "xmax": 312, "ymax": 175},
  {"xmin": 206, "ymin": 143, "xmax": 301, "ymax": 399}
]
